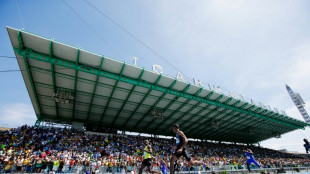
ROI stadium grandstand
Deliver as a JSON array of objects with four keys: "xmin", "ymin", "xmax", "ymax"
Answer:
[
  {"xmin": 0, "ymin": 125, "xmax": 310, "ymax": 173},
  {"xmin": 2, "ymin": 27, "xmax": 310, "ymax": 173}
]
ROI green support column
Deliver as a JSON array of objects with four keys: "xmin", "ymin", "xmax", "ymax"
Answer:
[
  {"xmin": 190, "ymin": 108, "xmax": 230, "ymax": 135},
  {"xmin": 111, "ymin": 69, "xmax": 145, "ymax": 127},
  {"xmin": 199, "ymin": 102, "xmax": 251, "ymax": 136},
  {"xmin": 178, "ymin": 91, "xmax": 215, "ymax": 129},
  {"xmin": 134, "ymin": 79, "xmax": 177, "ymax": 129},
  {"xmin": 122, "ymin": 74, "xmax": 162, "ymax": 127},
  {"xmin": 152, "ymin": 84, "xmax": 192, "ymax": 130},
  {"xmin": 184, "ymin": 94, "xmax": 225, "ymax": 133},
  {"xmin": 71, "ymin": 48, "xmax": 80, "ymax": 121},
  {"xmin": 18, "ymin": 31, "xmax": 42, "ymax": 120},
  {"xmin": 49, "ymin": 40, "xmax": 59, "ymax": 118},
  {"xmin": 207, "ymin": 109, "xmax": 280, "ymax": 138},
  {"xmin": 219, "ymin": 112, "xmax": 286, "ymax": 138},
  {"xmin": 141, "ymin": 83, "xmax": 191, "ymax": 131},
  {"xmin": 86, "ymin": 57, "xmax": 104, "ymax": 121},
  {"xmin": 169, "ymin": 88, "xmax": 203, "ymax": 125},
  {"xmin": 34, "ymin": 120, "xmax": 41, "ymax": 127},
  {"xmin": 154, "ymin": 87, "xmax": 204, "ymax": 133},
  {"xmin": 99, "ymin": 62, "xmax": 126, "ymax": 124}
]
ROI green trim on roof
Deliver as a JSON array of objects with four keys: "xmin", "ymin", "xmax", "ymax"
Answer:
[
  {"xmin": 18, "ymin": 31, "xmax": 42, "ymax": 119},
  {"xmin": 111, "ymin": 69, "xmax": 144, "ymax": 126},
  {"xmin": 86, "ymin": 57, "xmax": 104, "ymax": 122},
  {"xmin": 72, "ymin": 48, "xmax": 80, "ymax": 121},
  {"xmin": 49, "ymin": 40, "xmax": 59, "ymax": 118}
]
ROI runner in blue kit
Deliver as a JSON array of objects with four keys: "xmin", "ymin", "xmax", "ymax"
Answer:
[
  {"xmin": 160, "ymin": 158, "xmax": 167, "ymax": 174},
  {"xmin": 245, "ymin": 149, "xmax": 260, "ymax": 172},
  {"xmin": 170, "ymin": 124, "xmax": 203, "ymax": 174}
]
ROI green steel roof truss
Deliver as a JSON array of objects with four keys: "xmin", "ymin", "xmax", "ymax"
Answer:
[
  {"xmin": 99, "ymin": 62, "xmax": 126, "ymax": 124},
  {"xmin": 133, "ymin": 79, "xmax": 177, "ymax": 129},
  {"xmin": 9, "ymin": 28, "xmax": 308, "ymax": 144},
  {"xmin": 111, "ymin": 69, "xmax": 145, "ymax": 127},
  {"xmin": 85, "ymin": 57, "xmax": 104, "ymax": 122},
  {"xmin": 49, "ymin": 40, "xmax": 59, "ymax": 118},
  {"xmin": 71, "ymin": 48, "xmax": 80, "ymax": 121}
]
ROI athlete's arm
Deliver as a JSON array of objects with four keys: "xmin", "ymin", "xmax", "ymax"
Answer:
[{"xmin": 179, "ymin": 131, "xmax": 188, "ymax": 149}]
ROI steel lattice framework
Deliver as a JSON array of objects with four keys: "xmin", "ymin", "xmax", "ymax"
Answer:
[{"xmin": 7, "ymin": 27, "xmax": 308, "ymax": 144}]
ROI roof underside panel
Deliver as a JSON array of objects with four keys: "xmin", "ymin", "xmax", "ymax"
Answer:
[{"xmin": 6, "ymin": 27, "xmax": 308, "ymax": 144}]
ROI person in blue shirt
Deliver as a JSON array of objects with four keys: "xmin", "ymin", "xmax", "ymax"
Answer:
[
  {"xmin": 245, "ymin": 149, "xmax": 260, "ymax": 172},
  {"xmin": 85, "ymin": 168, "xmax": 91, "ymax": 174},
  {"xmin": 303, "ymin": 139, "xmax": 310, "ymax": 154},
  {"xmin": 160, "ymin": 158, "xmax": 167, "ymax": 174}
]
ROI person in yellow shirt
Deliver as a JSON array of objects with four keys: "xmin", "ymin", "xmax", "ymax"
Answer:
[
  {"xmin": 138, "ymin": 140, "xmax": 161, "ymax": 174},
  {"xmin": 53, "ymin": 158, "xmax": 60, "ymax": 172},
  {"xmin": 106, "ymin": 160, "xmax": 113, "ymax": 173},
  {"xmin": 4, "ymin": 158, "xmax": 14, "ymax": 173}
]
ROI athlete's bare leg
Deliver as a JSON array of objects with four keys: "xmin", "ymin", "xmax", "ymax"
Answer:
[
  {"xmin": 138, "ymin": 164, "xmax": 146, "ymax": 174},
  {"xmin": 169, "ymin": 155, "xmax": 177, "ymax": 174}
]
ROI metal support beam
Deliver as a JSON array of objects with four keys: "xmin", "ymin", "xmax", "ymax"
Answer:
[
  {"xmin": 122, "ymin": 74, "xmax": 162, "ymax": 127},
  {"xmin": 14, "ymin": 47, "xmax": 306, "ymax": 129},
  {"xmin": 190, "ymin": 108, "xmax": 230, "ymax": 135},
  {"xmin": 220, "ymin": 112, "xmax": 290, "ymax": 137},
  {"xmin": 49, "ymin": 40, "xmax": 59, "ymax": 118},
  {"xmin": 224, "ymin": 97, "xmax": 233, "ymax": 104},
  {"xmin": 218, "ymin": 119, "xmax": 285, "ymax": 141},
  {"xmin": 71, "ymin": 48, "xmax": 80, "ymax": 121},
  {"xmin": 184, "ymin": 94, "xmax": 228, "ymax": 133},
  {"xmin": 185, "ymin": 107, "xmax": 220, "ymax": 134},
  {"xmin": 206, "ymin": 108, "xmax": 283, "ymax": 138},
  {"xmin": 202, "ymin": 112, "xmax": 245, "ymax": 137},
  {"xmin": 194, "ymin": 98, "xmax": 240, "ymax": 136},
  {"xmin": 154, "ymin": 87, "xmax": 204, "ymax": 133},
  {"xmin": 34, "ymin": 120, "xmax": 41, "ymax": 127},
  {"xmin": 17, "ymin": 31, "xmax": 42, "ymax": 119},
  {"xmin": 133, "ymin": 79, "xmax": 177, "ymax": 129},
  {"xmin": 151, "ymin": 84, "xmax": 191, "ymax": 129},
  {"xmin": 141, "ymin": 83, "xmax": 191, "ymax": 131},
  {"xmin": 168, "ymin": 88, "xmax": 204, "ymax": 125},
  {"xmin": 31, "ymin": 66, "xmax": 209, "ymax": 113},
  {"xmin": 86, "ymin": 57, "xmax": 104, "ymax": 121},
  {"xmin": 33, "ymin": 78, "xmax": 211, "ymax": 120},
  {"xmin": 111, "ymin": 69, "xmax": 145, "ymax": 126},
  {"xmin": 178, "ymin": 91, "xmax": 215, "ymax": 129},
  {"xmin": 99, "ymin": 62, "xmax": 126, "ymax": 124},
  {"xmin": 232, "ymin": 100, "xmax": 241, "ymax": 107}
]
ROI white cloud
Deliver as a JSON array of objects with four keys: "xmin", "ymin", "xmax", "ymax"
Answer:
[{"xmin": 0, "ymin": 103, "xmax": 36, "ymax": 128}]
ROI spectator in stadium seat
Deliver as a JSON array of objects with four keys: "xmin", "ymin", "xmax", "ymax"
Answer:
[
  {"xmin": 0, "ymin": 124, "xmax": 309, "ymax": 173},
  {"xmin": 303, "ymin": 139, "xmax": 310, "ymax": 154}
]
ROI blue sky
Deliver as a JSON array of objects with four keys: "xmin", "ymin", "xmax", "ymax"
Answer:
[{"xmin": 1, "ymin": 0, "xmax": 310, "ymax": 152}]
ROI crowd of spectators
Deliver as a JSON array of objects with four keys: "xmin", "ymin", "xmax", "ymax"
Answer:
[{"xmin": 0, "ymin": 125, "xmax": 309, "ymax": 173}]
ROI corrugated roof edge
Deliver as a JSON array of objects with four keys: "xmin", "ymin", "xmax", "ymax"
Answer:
[
  {"xmin": 7, "ymin": 27, "xmax": 193, "ymax": 84},
  {"xmin": 6, "ymin": 26, "xmax": 308, "ymax": 128}
]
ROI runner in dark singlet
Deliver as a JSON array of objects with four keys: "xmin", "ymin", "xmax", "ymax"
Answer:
[{"xmin": 170, "ymin": 124, "xmax": 203, "ymax": 174}]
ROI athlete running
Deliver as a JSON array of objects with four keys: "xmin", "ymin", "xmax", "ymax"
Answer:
[
  {"xmin": 170, "ymin": 124, "xmax": 203, "ymax": 174},
  {"xmin": 138, "ymin": 140, "xmax": 161, "ymax": 174},
  {"xmin": 244, "ymin": 149, "xmax": 260, "ymax": 172}
]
